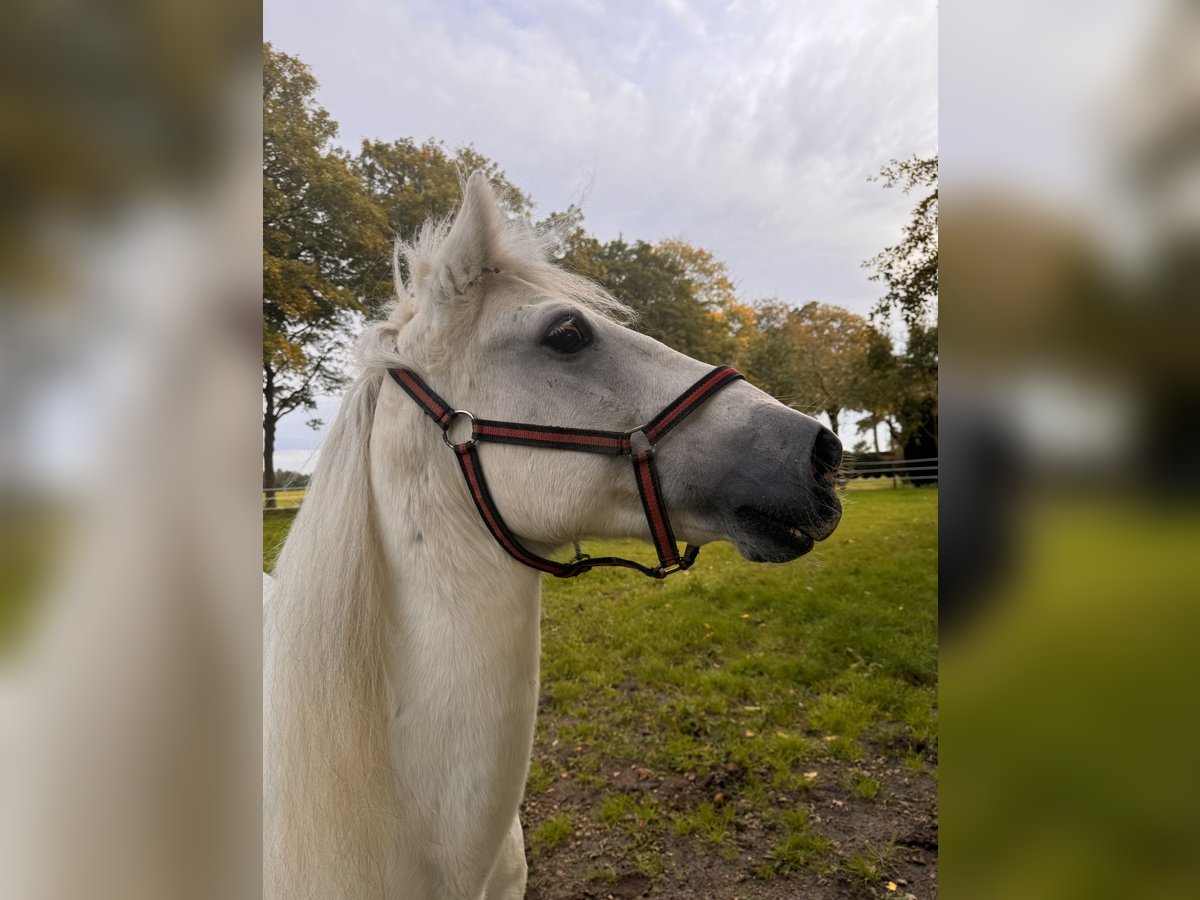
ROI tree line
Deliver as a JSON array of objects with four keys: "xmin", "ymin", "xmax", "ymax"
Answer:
[{"xmin": 263, "ymin": 43, "xmax": 937, "ymax": 494}]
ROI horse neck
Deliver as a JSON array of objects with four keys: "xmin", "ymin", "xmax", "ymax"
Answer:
[{"xmin": 369, "ymin": 384, "xmax": 544, "ymax": 728}]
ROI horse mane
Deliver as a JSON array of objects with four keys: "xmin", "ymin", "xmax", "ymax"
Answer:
[
  {"xmin": 266, "ymin": 189, "xmax": 626, "ymax": 899},
  {"xmin": 265, "ymin": 368, "xmax": 396, "ymax": 900}
]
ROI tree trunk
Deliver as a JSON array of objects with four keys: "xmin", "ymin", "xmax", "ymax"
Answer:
[
  {"xmin": 264, "ymin": 366, "xmax": 277, "ymax": 510},
  {"xmin": 825, "ymin": 406, "xmax": 841, "ymax": 437},
  {"xmin": 872, "ymin": 420, "xmax": 880, "ymax": 454}
]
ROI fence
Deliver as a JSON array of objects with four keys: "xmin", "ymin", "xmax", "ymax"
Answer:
[
  {"xmin": 262, "ymin": 457, "xmax": 938, "ymax": 510},
  {"xmin": 840, "ymin": 456, "xmax": 939, "ymax": 489},
  {"xmin": 262, "ymin": 486, "xmax": 306, "ymax": 510}
]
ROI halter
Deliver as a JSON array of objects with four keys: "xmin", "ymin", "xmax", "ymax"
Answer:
[{"xmin": 388, "ymin": 365, "xmax": 744, "ymax": 579}]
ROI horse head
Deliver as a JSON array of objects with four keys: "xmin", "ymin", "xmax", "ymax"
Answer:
[{"xmin": 383, "ymin": 172, "xmax": 842, "ymax": 567}]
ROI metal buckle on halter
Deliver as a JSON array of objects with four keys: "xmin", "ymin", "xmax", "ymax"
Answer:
[
  {"xmin": 656, "ymin": 562, "xmax": 684, "ymax": 577},
  {"xmin": 441, "ymin": 410, "xmax": 477, "ymax": 448},
  {"xmin": 628, "ymin": 429, "xmax": 653, "ymax": 459}
]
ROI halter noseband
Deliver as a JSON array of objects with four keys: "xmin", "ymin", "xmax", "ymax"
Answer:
[{"xmin": 388, "ymin": 365, "xmax": 744, "ymax": 579}]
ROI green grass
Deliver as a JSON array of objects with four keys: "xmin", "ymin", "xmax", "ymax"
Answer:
[
  {"xmin": 845, "ymin": 771, "xmax": 882, "ymax": 801},
  {"xmin": 532, "ymin": 488, "xmax": 936, "ymax": 753},
  {"xmin": 842, "ymin": 839, "xmax": 902, "ymax": 892},
  {"xmin": 262, "ymin": 509, "xmax": 296, "ymax": 573},
  {"xmin": 760, "ymin": 808, "xmax": 834, "ymax": 879},
  {"xmin": 263, "ymin": 487, "xmax": 938, "ymax": 881},
  {"xmin": 672, "ymin": 800, "xmax": 736, "ymax": 843},
  {"xmin": 0, "ymin": 511, "xmax": 64, "ymax": 654},
  {"xmin": 263, "ymin": 489, "xmax": 305, "ymax": 509},
  {"xmin": 529, "ymin": 813, "xmax": 574, "ymax": 856},
  {"xmin": 525, "ymin": 759, "xmax": 556, "ymax": 795},
  {"xmin": 599, "ymin": 793, "xmax": 661, "ymax": 832}
]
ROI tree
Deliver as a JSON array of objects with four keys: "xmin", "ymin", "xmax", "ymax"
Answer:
[
  {"xmin": 863, "ymin": 155, "xmax": 938, "ymax": 327},
  {"xmin": 655, "ymin": 239, "xmax": 756, "ymax": 366},
  {"xmin": 892, "ymin": 322, "xmax": 938, "ymax": 469},
  {"xmin": 553, "ymin": 224, "xmax": 747, "ymax": 365},
  {"xmin": 853, "ymin": 322, "xmax": 938, "ymax": 472},
  {"xmin": 354, "ymin": 139, "xmax": 532, "ymax": 302},
  {"xmin": 274, "ymin": 469, "xmax": 311, "ymax": 489},
  {"xmin": 852, "ymin": 325, "xmax": 904, "ymax": 453},
  {"xmin": 747, "ymin": 301, "xmax": 873, "ymax": 436},
  {"xmin": 549, "ymin": 207, "xmax": 613, "ymax": 283},
  {"xmin": 263, "ymin": 44, "xmax": 388, "ymax": 503}
]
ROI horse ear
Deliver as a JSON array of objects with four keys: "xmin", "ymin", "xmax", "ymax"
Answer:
[{"xmin": 425, "ymin": 170, "xmax": 502, "ymax": 305}]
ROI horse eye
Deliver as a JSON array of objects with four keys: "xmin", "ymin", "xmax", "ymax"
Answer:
[{"xmin": 543, "ymin": 316, "xmax": 590, "ymax": 353}]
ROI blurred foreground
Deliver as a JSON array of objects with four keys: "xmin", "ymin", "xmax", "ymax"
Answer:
[
  {"xmin": 1, "ymin": 3, "xmax": 260, "ymax": 899},
  {"xmin": 942, "ymin": 0, "xmax": 1200, "ymax": 896}
]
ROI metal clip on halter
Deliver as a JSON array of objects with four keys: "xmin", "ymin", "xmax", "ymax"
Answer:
[{"xmin": 441, "ymin": 410, "xmax": 476, "ymax": 448}]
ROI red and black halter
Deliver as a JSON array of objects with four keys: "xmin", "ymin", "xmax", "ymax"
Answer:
[{"xmin": 388, "ymin": 365, "xmax": 744, "ymax": 578}]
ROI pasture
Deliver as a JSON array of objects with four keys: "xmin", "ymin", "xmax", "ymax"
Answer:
[{"xmin": 263, "ymin": 486, "xmax": 937, "ymax": 898}]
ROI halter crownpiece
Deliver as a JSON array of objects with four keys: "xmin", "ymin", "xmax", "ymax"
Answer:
[{"xmin": 388, "ymin": 365, "xmax": 745, "ymax": 578}]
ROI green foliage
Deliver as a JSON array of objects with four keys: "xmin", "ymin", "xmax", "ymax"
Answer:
[
  {"xmin": 262, "ymin": 44, "xmax": 389, "ymax": 490},
  {"xmin": 598, "ymin": 238, "xmax": 729, "ymax": 364},
  {"xmin": 262, "ymin": 45, "xmax": 536, "ymax": 492},
  {"xmin": 554, "ymin": 223, "xmax": 748, "ymax": 365},
  {"xmin": 855, "ymin": 321, "xmax": 938, "ymax": 460},
  {"xmin": 747, "ymin": 300, "xmax": 876, "ymax": 435},
  {"xmin": 354, "ymin": 138, "xmax": 531, "ymax": 300},
  {"xmin": 863, "ymin": 155, "xmax": 938, "ymax": 328},
  {"xmin": 263, "ymin": 43, "xmax": 387, "ymax": 376},
  {"xmin": 273, "ymin": 469, "xmax": 309, "ymax": 489}
]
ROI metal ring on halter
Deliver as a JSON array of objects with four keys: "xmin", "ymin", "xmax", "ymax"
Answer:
[{"xmin": 442, "ymin": 410, "xmax": 477, "ymax": 448}]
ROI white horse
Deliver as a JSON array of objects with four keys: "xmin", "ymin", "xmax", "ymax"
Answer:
[{"xmin": 264, "ymin": 173, "xmax": 843, "ymax": 900}]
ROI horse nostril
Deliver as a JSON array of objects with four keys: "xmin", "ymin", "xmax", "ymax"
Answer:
[{"xmin": 811, "ymin": 428, "xmax": 843, "ymax": 482}]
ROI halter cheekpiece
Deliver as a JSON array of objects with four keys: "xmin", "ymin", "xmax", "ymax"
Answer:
[{"xmin": 388, "ymin": 365, "xmax": 744, "ymax": 578}]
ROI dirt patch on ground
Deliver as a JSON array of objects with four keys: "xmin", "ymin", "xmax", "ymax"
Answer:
[{"xmin": 522, "ymin": 747, "xmax": 937, "ymax": 899}]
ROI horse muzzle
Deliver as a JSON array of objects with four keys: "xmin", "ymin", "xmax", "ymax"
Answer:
[{"xmin": 710, "ymin": 411, "xmax": 844, "ymax": 563}]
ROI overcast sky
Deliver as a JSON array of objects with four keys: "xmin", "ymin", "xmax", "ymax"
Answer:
[{"xmin": 264, "ymin": 0, "xmax": 938, "ymax": 471}]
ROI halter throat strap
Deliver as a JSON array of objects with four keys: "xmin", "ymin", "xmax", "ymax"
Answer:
[{"xmin": 387, "ymin": 365, "xmax": 744, "ymax": 579}]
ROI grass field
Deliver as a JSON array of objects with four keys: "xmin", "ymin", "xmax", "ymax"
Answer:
[
  {"xmin": 263, "ymin": 487, "xmax": 938, "ymax": 898},
  {"xmin": 262, "ymin": 489, "xmax": 305, "ymax": 509}
]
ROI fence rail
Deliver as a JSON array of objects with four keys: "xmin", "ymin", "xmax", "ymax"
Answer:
[
  {"xmin": 840, "ymin": 456, "xmax": 939, "ymax": 488},
  {"xmin": 263, "ymin": 457, "xmax": 938, "ymax": 511},
  {"xmin": 262, "ymin": 486, "xmax": 306, "ymax": 510}
]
